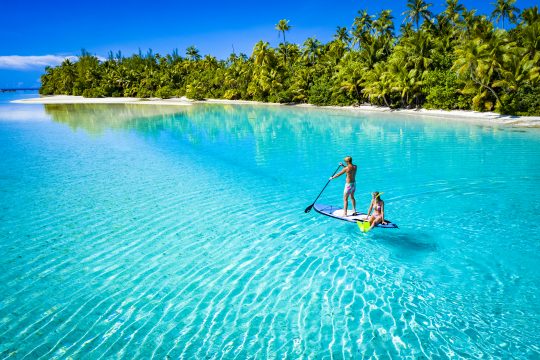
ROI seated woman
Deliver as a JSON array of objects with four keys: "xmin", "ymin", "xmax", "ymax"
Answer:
[{"xmin": 364, "ymin": 191, "xmax": 387, "ymax": 231}]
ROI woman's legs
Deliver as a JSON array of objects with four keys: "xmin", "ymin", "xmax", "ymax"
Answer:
[{"xmin": 369, "ymin": 214, "xmax": 383, "ymax": 230}]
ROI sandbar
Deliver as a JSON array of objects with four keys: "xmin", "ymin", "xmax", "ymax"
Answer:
[{"xmin": 13, "ymin": 95, "xmax": 192, "ymax": 106}]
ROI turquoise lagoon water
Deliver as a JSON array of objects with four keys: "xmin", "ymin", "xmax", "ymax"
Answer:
[{"xmin": 1, "ymin": 91, "xmax": 539, "ymax": 359}]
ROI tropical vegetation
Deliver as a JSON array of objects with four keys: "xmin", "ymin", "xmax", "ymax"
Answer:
[{"xmin": 40, "ymin": 0, "xmax": 540, "ymax": 116}]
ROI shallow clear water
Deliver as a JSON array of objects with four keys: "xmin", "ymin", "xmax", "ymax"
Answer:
[{"xmin": 1, "ymin": 92, "xmax": 539, "ymax": 359}]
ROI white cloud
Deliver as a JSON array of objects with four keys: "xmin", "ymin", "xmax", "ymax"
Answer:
[{"xmin": 0, "ymin": 55, "xmax": 79, "ymax": 70}]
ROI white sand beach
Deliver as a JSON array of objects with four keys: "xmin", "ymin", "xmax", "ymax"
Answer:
[{"xmin": 13, "ymin": 95, "xmax": 540, "ymax": 127}]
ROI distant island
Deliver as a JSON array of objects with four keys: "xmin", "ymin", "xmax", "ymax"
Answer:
[
  {"xmin": 1, "ymin": 88, "xmax": 39, "ymax": 92},
  {"xmin": 38, "ymin": 0, "xmax": 540, "ymax": 116}
]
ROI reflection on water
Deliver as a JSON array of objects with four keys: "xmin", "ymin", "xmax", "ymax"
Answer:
[
  {"xmin": 43, "ymin": 103, "xmax": 540, "ymax": 169},
  {"xmin": 43, "ymin": 104, "xmax": 188, "ymax": 135},
  {"xmin": 44, "ymin": 103, "xmax": 538, "ymax": 142}
]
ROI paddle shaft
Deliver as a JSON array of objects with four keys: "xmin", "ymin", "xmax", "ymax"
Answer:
[{"xmin": 305, "ymin": 164, "xmax": 343, "ymax": 213}]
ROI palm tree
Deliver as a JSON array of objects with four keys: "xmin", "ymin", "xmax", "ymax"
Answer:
[
  {"xmin": 362, "ymin": 62, "xmax": 392, "ymax": 107},
  {"xmin": 252, "ymin": 41, "xmax": 274, "ymax": 68},
  {"xmin": 277, "ymin": 43, "xmax": 296, "ymax": 68},
  {"xmin": 325, "ymin": 40, "xmax": 348, "ymax": 65},
  {"xmin": 461, "ymin": 8, "xmax": 477, "ymax": 33},
  {"xmin": 407, "ymin": 32, "xmax": 433, "ymax": 73},
  {"xmin": 390, "ymin": 62, "xmax": 420, "ymax": 107},
  {"xmin": 373, "ymin": 10, "xmax": 395, "ymax": 37},
  {"xmin": 332, "ymin": 51, "xmax": 366, "ymax": 102},
  {"xmin": 352, "ymin": 10, "xmax": 374, "ymax": 48},
  {"xmin": 453, "ymin": 37, "xmax": 503, "ymax": 110},
  {"xmin": 493, "ymin": 47, "xmax": 536, "ymax": 94},
  {"xmin": 287, "ymin": 66, "xmax": 311, "ymax": 103},
  {"xmin": 302, "ymin": 37, "xmax": 322, "ymax": 65},
  {"xmin": 520, "ymin": 17, "xmax": 540, "ymax": 58},
  {"xmin": 491, "ymin": 0, "xmax": 520, "ymax": 28},
  {"xmin": 334, "ymin": 26, "xmax": 351, "ymax": 47},
  {"xmin": 520, "ymin": 5, "xmax": 539, "ymax": 26},
  {"xmin": 275, "ymin": 19, "xmax": 291, "ymax": 65},
  {"xmin": 443, "ymin": 0, "xmax": 465, "ymax": 24},
  {"xmin": 186, "ymin": 46, "xmax": 201, "ymax": 61},
  {"xmin": 167, "ymin": 48, "xmax": 181, "ymax": 64},
  {"xmin": 275, "ymin": 19, "xmax": 291, "ymax": 44},
  {"xmin": 402, "ymin": 0, "xmax": 433, "ymax": 30},
  {"xmin": 59, "ymin": 59, "xmax": 76, "ymax": 94}
]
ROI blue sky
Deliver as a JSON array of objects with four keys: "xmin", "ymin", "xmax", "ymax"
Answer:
[{"xmin": 1, "ymin": 0, "xmax": 537, "ymax": 88}]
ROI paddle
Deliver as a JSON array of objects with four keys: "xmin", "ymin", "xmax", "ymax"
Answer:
[{"xmin": 304, "ymin": 164, "xmax": 343, "ymax": 213}]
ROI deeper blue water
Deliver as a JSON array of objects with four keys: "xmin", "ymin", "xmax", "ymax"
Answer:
[{"xmin": 1, "ymin": 91, "xmax": 539, "ymax": 359}]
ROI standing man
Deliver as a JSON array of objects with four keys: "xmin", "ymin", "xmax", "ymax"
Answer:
[{"xmin": 329, "ymin": 156, "xmax": 357, "ymax": 216}]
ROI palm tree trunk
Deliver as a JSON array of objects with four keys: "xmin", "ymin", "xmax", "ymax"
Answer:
[
  {"xmin": 283, "ymin": 31, "xmax": 288, "ymax": 66},
  {"xmin": 383, "ymin": 96, "xmax": 390, "ymax": 107},
  {"xmin": 470, "ymin": 69, "xmax": 502, "ymax": 109},
  {"xmin": 354, "ymin": 85, "xmax": 360, "ymax": 102}
]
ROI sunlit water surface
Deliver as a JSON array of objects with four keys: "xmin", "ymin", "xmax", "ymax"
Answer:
[{"xmin": 1, "ymin": 92, "xmax": 539, "ymax": 359}]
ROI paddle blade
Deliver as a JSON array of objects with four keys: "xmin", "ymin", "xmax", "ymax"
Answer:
[{"xmin": 304, "ymin": 204, "xmax": 313, "ymax": 213}]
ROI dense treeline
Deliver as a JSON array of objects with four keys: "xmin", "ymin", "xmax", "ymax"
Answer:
[{"xmin": 40, "ymin": 0, "xmax": 540, "ymax": 115}]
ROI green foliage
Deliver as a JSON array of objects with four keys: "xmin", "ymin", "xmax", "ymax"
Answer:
[
  {"xmin": 501, "ymin": 83, "xmax": 540, "ymax": 115},
  {"xmin": 82, "ymin": 87, "xmax": 107, "ymax": 98},
  {"xmin": 308, "ymin": 74, "xmax": 335, "ymax": 106},
  {"xmin": 155, "ymin": 86, "xmax": 173, "ymax": 99},
  {"xmin": 185, "ymin": 80, "xmax": 206, "ymax": 100},
  {"xmin": 223, "ymin": 89, "xmax": 241, "ymax": 100},
  {"xmin": 135, "ymin": 86, "xmax": 153, "ymax": 98},
  {"xmin": 38, "ymin": 2, "xmax": 540, "ymax": 116},
  {"xmin": 423, "ymin": 70, "xmax": 472, "ymax": 109}
]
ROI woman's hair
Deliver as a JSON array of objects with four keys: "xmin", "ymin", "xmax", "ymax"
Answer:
[{"xmin": 372, "ymin": 191, "xmax": 382, "ymax": 199}]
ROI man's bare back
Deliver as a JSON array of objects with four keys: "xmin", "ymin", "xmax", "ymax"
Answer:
[
  {"xmin": 332, "ymin": 162, "xmax": 357, "ymax": 183},
  {"xmin": 344, "ymin": 163, "xmax": 357, "ymax": 183}
]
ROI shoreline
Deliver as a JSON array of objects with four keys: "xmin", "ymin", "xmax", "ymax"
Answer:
[{"xmin": 12, "ymin": 95, "xmax": 540, "ymax": 127}]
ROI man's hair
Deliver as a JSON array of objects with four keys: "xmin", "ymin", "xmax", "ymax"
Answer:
[{"xmin": 344, "ymin": 156, "xmax": 352, "ymax": 163}]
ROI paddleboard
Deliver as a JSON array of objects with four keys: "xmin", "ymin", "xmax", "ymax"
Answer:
[{"xmin": 313, "ymin": 203, "xmax": 398, "ymax": 228}]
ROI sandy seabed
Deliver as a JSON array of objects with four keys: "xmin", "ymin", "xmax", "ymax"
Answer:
[{"xmin": 13, "ymin": 95, "xmax": 540, "ymax": 127}]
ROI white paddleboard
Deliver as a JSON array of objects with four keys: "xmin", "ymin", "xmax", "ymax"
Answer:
[{"xmin": 313, "ymin": 203, "xmax": 398, "ymax": 228}]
